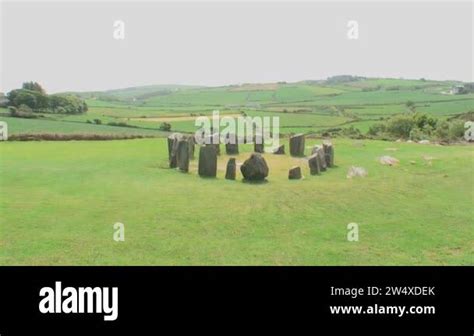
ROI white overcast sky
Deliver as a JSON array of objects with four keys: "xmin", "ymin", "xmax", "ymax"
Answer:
[{"xmin": 1, "ymin": 1, "xmax": 472, "ymax": 93}]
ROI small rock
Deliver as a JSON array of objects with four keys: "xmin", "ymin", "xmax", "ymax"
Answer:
[
  {"xmin": 347, "ymin": 166, "xmax": 368, "ymax": 179},
  {"xmin": 288, "ymin": 166, "xmax": 302, "ymax": 180},
  {"xmin": 225, "ymin": 158, "xmax": 236, "ymax": 180},
  {"xmin": 273, "ymin": 144, "xmax": 285, "ymax": 154},
  {"xmin": 379, "ymin": 156, "xmax": 399, "ymax": 166},
  {"xmin": 418, "ymin": 140, "xmax": 430, "ymax": 144}
]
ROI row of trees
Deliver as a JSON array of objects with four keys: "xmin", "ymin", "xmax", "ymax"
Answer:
[{"xmin": 6, "ymin": 82, "xmax": 88, "ymax": 115}]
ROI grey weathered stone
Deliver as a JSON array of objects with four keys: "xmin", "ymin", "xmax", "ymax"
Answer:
[
  {"xmin": 240, "ymin": 153, "xmax": 269, "ymax": 181},
  {"xmin": 225, "ymin": 133, "xmax": 239, "ymax": 155},
  {"xmin": 225, "ymin": 158, "xmax": 236, "ymax": 180},
  {"xmin": 198, "ymin": 145, "xmax": 217, "ymax": 177},
  {"xmin": 254, "ymin": 135, "xmax": 264, "ymax": 153},
  {"xmin": 312, "ymin": 145, "xmax": 327, "ymax": 171},
  {"xmin": 288, "ymin": 166, "xmax": 302, "ymax": 179},
  {"xmin": 308, "ymin": 154, "xmax": 321, "ymax": 175},
  {"xmin": 203, "ymin": 133, "xmax": 220, "ymax": 156},
  {"xmin": 226, "ymin": 143, "xmax": 239, "ymax": 155},
  {"xmin": 289, "ymin": 133, "xmax": 305, "ymax": 156},
  {"xmin": 187, "ymin": 135, "xmax": 195, "ymax": 160},
  {"xmin": 254, "ymin": 143, "xmax": 264, "ymax": 153},
  {"xmin": 323, "ymin": 142, "xmax": 334, "ymax": 167},
  {"xmin": 167, "ymin": 133, "xmax": 183, "ymax": 168},
  {"xmin": 273, "ymin": 145, "xmax": 285, "ymax": 154},
  {"xmin": 177, "ymin": 139, "xmax": 190, "ymax": 172}
]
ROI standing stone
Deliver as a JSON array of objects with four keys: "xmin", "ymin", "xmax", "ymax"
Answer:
[
  {"xmin": 308, "ymin": 154, "xmax": 321, "ymax": 175},
  {"xmin": 167, "ymin": 133, "xmax": 183, "ymax": 168},
  {"xmin": 204, "ymin": 133, "xmax": 221, "ymax": 156},
  {"xmin": 226, "ymin": 143, "xmax": 239, "ymax": 155},
  {"xmin": 198, "ymin": 145, "xmax": 218, "ymax": 177},
  {"xmin": 177, "ymin": 140, "xmax": 190, "ymax": 172},
  {"xmin": 225, "ymin": 158, "xmax": 236, "ymax": 180},
  {"xmin": 240, "ymin": 153, "xmax": 269, "ymax": 181},
  {"xmin": 187, "ymin": 135, "xmax": 195, "ymax": 160},
  {"xmin": 312, "ymin": 145, "xmax": 327, "ymax": 171},
  {"xmin": 254, "ymin": 135, "xmax": 264, "ymax": 153},
  {"xmin": 289, "ymin": 134, "xmax": 305, "ymax": 156},
  {"xmin": 323, "ymin": 142, "xmax": 334, "ymax": 167},
  {"xmin": 225, "ymin": 133, "xmax": 239, "ymax": 155},
  {"xmin": 273, "ymin": 145, "xmax": 285, "ymax": 154},
  {"xmin": 254, "ymin": 143, "xmax": 264, "ymax": 153},
  {"xmin": 288, "ymin": 166, "xmax": 302, "ymax": 179}
]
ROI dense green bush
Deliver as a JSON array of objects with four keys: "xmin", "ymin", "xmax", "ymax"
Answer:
[
  {"xmin": 367, "ymin": 113, "xmax": 467, "ymax": 142},
  {"xmin": 159, "ymin": 122, "xmax": 172, "ymax": 131},
  {"xmin": 6, "ymin": 82, "xmax": 87, "ymax": 115}
]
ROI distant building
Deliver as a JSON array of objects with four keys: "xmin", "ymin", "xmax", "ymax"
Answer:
[{"xmin": 451, "ymin": 85, "xmax": 466, "ymax": 95}]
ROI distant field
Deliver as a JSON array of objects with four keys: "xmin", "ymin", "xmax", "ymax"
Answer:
[
  {"xmin": 1, "ymin": 138, "xmax": 472, "ymax": 265},
  {"xmin": 2, "ymin": 78, "xmax": 473, "ymax": 137}
]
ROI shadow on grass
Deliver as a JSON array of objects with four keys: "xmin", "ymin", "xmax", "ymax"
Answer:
[{"xmin": 241, "ymin": 179, "xmax": 269, "ymax": 185}]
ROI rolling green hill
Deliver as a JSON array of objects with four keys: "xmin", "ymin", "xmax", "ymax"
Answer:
[{"xmin": 2, "ymin": 77, "xmax": 473, "ymax": 137}]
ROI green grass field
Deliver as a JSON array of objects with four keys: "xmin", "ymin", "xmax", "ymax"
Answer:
[
  {"xmin": 1, "ymin": 77, "xmax": 473, "ymax": 265},
  {"xmin": 1, "ymin": 138, "xmax": 472, "ymax": 265}
]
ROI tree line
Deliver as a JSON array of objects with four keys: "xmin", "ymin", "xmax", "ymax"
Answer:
[{"xmin": 6, "ymin": 82, "xmax": 88, "ymax": 115}]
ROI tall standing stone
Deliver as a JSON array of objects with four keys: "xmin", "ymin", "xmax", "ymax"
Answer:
[
  {"xmin": 225, "ymin": 158, "xmax": 236, "ymax": 180},
  {"xmin": 240, "ymin": 153, "xmax": 269, "ymax": 181},
  {"xmin": 177, "ymin": 139, "xmax": 190, "ymax": 172},
  {"xmin": 289, "ymin": 134, "xmax": 305, "ymax": 156},
  {"xmin": 312, "ymin": 145, "xmax": 327, "ymax": 171},
  {"xmin": 187, "ymin": 135, "xmax": 195, "ymax": 160},
  {"xmin": 323, "ymin": 142, "xmax": 334, "ymax": 167},
  {"xmin": 308, "ymin": 154, "xmax": 321, "ymax": 175},
  {"xmin": 198, "ymin": 145, "xmax": 217, "ymax": 177},
  {"xmin": 167, "ymin": 133, "xmax": 183, "ymax": 168}
]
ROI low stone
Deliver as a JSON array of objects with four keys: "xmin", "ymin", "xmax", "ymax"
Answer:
[
  {"xmin": 288, "ymin": 166, "xmax": 302, "ymax": 180},
  {"xmin": 379, "ymin": 155, "xmax": 399, "ymax": 166},
  {"xmin": 346, "ymin": 166, "xmax": 367, "ymax": 179},
  {"xmin": 225, "ymin": 158, "xmax": 236, "ymax": 180},
  {"xmin": 254, "ymin": 143, "xmax": 264, "ymax": 153},
  {"xmin": 308, "ymin": 154, "xmax": 321, "ymax": 175},
  {"xmin": 225, "ymin": 133, "xmax": 239, "ymax": 155},
  {"xmin": 273, "ymin": 145, "xmax": 285, "ymax": 154},
  {"xmin": 198, "ymin": 145, "xmax": 217, "ymax": 177},
  {"xmin": 177, "ymin": 139, "xmax": 189, "ymax": 172},
  {"xmin": 289, "ymin": 133, "xmax": 305, "ymax": 156},
  {"xmin": 240, "ymin": 153, "xmax": 269, "ymax": 181}
]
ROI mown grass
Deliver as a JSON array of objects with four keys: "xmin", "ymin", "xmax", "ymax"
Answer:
[{"xmin": 1, "ymin": 138, "xmax": 472, "ymax": 265}]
